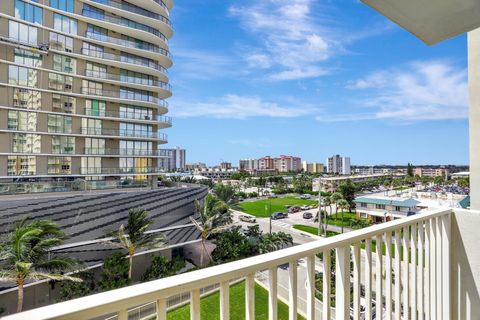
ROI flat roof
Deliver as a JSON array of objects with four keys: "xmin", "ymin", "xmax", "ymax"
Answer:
[
  {"xmin": 354, "ymin": 197, "xmax": 421, "ymax": 207},
  {"xmin": 361, "ymin": 0, "xmax": 480, "ymax": 45}
]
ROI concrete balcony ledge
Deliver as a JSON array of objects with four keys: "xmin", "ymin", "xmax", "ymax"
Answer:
[{"xmin": 4, "ymin": 208, "xmax": 480, "ymax": 319}]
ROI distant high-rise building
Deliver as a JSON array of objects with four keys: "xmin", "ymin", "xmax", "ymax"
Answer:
[
  {"xmin": 302, "ymin": 161, "xmax": 325, "ymax": 173},
  {"xmin": 274, "ymin": 155, "xmax": 302, "ymax": 172},
  {"xmin": 159, "ymin": 147, "xmax": 186, "ymax": 172},
  {"xmin": 220, "ymin": 162, "xmax": 232, "ymax": 170},
  {"xmin": 239, "ymin": 159, "xmax": 258, "ymax": 171},
  {"xmin": 327, "ymin": 155, "xmax": 351, "ymax": 174}
]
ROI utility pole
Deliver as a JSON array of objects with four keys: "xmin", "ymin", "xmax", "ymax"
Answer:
[
  {"xmin": 318, "ymin": 179, "xmax": 323, "ymax": 237},
  {"xmin": 267, "ymin": 203, "xmax": 272, "ymax": 234}
]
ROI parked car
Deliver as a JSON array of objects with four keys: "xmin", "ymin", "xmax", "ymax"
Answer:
[
  {"xmin": 239, "ymin": 215, "xmax": 256, "ymax": 223},
  {"xmin": 288, "ymin": 206, "xmax": 301, "ymax": 213},
  {"xmin": 300, "ymin": 205, "xmax": 310, "ymax": 210},
  {"xmin": 271, "ymin": 212, "xmax": 288, "ymax": 220},
  {"xmin": 269, "ymin": 193, "xmax": 278, "ymax": 198},
  {"xmin": 303, "ymin": 212, "xmax": 313, "ymax": 219},
  {"xmin": 309, "ymin": 204, "xmax": 319, "ymax": 209},
  {"xmin": 300, "ymin": 194, "xmax": 311, "ymax": 199}
]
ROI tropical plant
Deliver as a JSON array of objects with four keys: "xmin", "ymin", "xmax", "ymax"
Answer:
[
  {"xmin": 338, "ymin": 180, "xmax": 356, "ymax": 212},
  {"xmin": 0, "ymin": 219, "xmax": 81, "ymax": 312},
  {"xmin": 258, "ymin": 232, "xmax": 293, "ymax": 254},
  {"xmin": 337, "ymin": 199, "xmax": 350, "ymax": 233},
  {"xmin": 330, "ymin": 192, "xmax": 344, "ymax": 219},
  {"xmin": 142, "ymin": 255, "xmax": 185, "ymax": 282},
  {"xmin": 192, "ymin": 195, "xmax": 232, "ymax": 266},
  {"xmin": 57, "ymin": 270, "xmax": 95, "ymax": 302},
  {"xmin": 182, "ymin": 176, "xmax": 198, "ymax": 184},
  {"xmin": 214, "ymin": 183, "xmax": 236, "ymax": 203},
  {"xmin": 106, "ymin": 209, "xmax": 165, "ymax": 280},
  {"xmin": 98, "ymin": 252, "xmax": 130, "ymax": 291}
]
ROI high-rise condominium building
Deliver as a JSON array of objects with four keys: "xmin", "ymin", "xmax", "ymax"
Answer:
[
  {"xmin": 239, "ymin": 158, "xmax": 258, "ymax": 171},
  {"xmin": 158, "ymin": 147, "xmax": 185, "ymax": 172},
  {"xmin": 0, "ymin": 0, "xmax": 173, "ymax": 187},
  {"xmin": 274, "ymin": 155, "xmax": 302, "ymax": 172},
  {"xmin": 326, "ymin": 154, "xmax": 351, "ymax": 175},
  {"xmin": 302, "ymin": 161, "xmax": 324, "ymax": 173}
]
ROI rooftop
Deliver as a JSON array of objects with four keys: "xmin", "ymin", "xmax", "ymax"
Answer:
[{"xmin": 354, "ymin": 196, "xmax": 421, "ymax": 207}]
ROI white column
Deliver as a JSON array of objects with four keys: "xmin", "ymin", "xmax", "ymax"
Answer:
[{"xmin": 336, "ymin": 246, "xmax": 351, "ymax": 320}]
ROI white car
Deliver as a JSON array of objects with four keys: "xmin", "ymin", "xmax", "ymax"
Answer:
[{"xmin": 239, "ymin": 215, "xmax": 256, "ymax": 223}]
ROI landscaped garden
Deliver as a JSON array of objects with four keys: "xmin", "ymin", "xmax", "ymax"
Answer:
[
  {"xmin": 236, "ymin": 197, "xmax": 317, "ymax": 217},
  {"xmin": 167, "ymin": 281, "xmax": 305, "ymax": 320},
  {"xmin": 292, "ymin": 224, "xmax": 339, "ymax": 237}
]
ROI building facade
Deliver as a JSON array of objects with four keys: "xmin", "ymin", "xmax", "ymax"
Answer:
[
  {"xmin": 238, "ymin": 158, "xmax": 258, "ymax": 171},
  {"xmin": 354, "ymin": 196, "xmax": 421, "ymax": 223},
  {"xmin": 414, "ymin": 167, "xmax": 449, "ymax": 178},
  {"xmin": 326, "ymin": 154, "xmax": 351, "ymax": 175},
  {"xmin": 274, "ymin": 155, "xmax": 301, "ymax": 173},
  {"xmin": 158, "ymin": 147, "xmax": 185, "ymax": 172},
  {"xmin": 0, "ymin": 0, "xmax": 173, "ymax": 188},
  {"xmin": 302, "ymin": 161, "xmax": 324, "ymax": 173}
]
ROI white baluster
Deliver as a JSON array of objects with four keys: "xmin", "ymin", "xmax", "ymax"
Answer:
[
  {"xmin": 376, "ymin": 234, "xmax": 383, "ymax": 319},
  {"xmin": 190, "ymin": 288, "xmax": 200, "ymax": 320},
  {"xmin": 365, "ymin": 238, "xmax": 373, "ymax": 320},
  {"xmin": 412, "ymin": 223, "xmax": 418, "ymax": 320},
  {"xmin": 394, "ymin": 230, "xmax": 402, "ymax": 320},
  {"xmin": 442, "ymin": 214, "xmax": 451, "ymax": 320},
  {"xmin": 436, "ymin": 217, "xmax": 443, "ymax": 320},
  {"xmin": 220, "ymin": 281, "xmax": 230, "ymax": 320},
  {"xmin": 430, "ymin": 218, "xmax": 436, "ymax": 320},
  {"xmin": 323, "ymin": 250, "xmax": 331, "ymax": 320},
  {"xmin": 336, "ymin": 246, "xmax": 350, "ymax": 320},
  {"xmin": 289, "ymin": 260, "xmax": 298, "ymax": 320},
  {"xmin": 269, "ymin": 267, "xmax": 278, "ymax": 320},
  {"xmin": 353, "ymin": 243, "xmax": 361, "ymax": 320},
  {"xmin": 306, "ymin": 255, "xmax": 316, "ymax": 320},
  {"xmin": 385, "ymin": 232, "xmax": 393, "ymax": 320},
  {"xmin": 156, "ymin": 298, "xmax": 167, "ymax": 320},
  {"xmin": 418, "ymin": 222, "xmax": 425, "ymax": 320},
  {"xmin": 403, "ymin": 226, "xmax": 410, "ymax": 319},
  {"xmin": 425, "ymin": 219, "xmax": 431, "ymax": 320},
  {"xmin": 246, "ymin": 274, "xmax": 255, "ymax": 320}
]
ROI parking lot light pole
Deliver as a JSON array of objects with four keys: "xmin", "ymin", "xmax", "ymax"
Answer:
[{"xmin": 318, "ymin": 180, "xmax": 323, "ymax": 237}]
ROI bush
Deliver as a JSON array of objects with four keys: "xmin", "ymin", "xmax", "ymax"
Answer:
[
  {"xmin": 247, "ymin": 192, "xmax": 258, "ymax": 198},
  {"xmin": 142, "ymin": 255, "xmax": 186, "ymax": 282},
  {"xmin": 57, "ymin": 270, "xmax": 96, "ymax": 302},
  {"xmin": 98, "ymin": 252, "xmax": 130, "ymax": 291}
]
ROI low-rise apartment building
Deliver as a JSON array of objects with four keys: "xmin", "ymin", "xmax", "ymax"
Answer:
[
  {"xmin": 414, "ymin": 167, "xmax": 449, "ymax": 178},
  {"xmin": 354, "ymin": 196, "xmax": 422, "ymax": 223},
  {"xmin": 313, "ymin": 173, "xmax": 401, "ymax": 193}
]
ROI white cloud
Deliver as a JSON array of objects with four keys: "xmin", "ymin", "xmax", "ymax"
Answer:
[
  {"xmin": 323, "ymin": 60, "xmax": 468, "ymax": 122},
  {"xmin": 170, "ymin": 94, "xmax": 319, "ymax": 119},
  {"xmin": 229, "ymin": 0, "xmax": 334, "ymax": 81},
  {"xmin": 172, "ymin": 49, "xmax": 237, "ymax": 80}
]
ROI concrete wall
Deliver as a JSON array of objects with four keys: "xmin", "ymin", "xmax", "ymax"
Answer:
[{"xmin": 468, "ymin": 29, "xmax": 480, "ymax": 210}]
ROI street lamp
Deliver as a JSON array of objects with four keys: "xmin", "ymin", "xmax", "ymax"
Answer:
[
  {"xmin": 318, "ymin": 179, "xmax": 323, "ymax": 237},
  {"xmin": 266, "ymin": 202, "xmax": 272, "ymax": 234}
]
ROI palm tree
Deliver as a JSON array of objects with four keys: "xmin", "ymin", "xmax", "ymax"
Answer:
[
  {"xmin": 330, "ymin": 192, "xmax": 344, "ymax": 219},
  {"xmin": 323, "ymin": 197, "xmax": 332, "ymax": 235},
  {"xmin": 0, "ymin": 219, "xmax": 81, "ymax": 313},
  {"xmin": 337, "ymin": 199, "xmax": 349, "ymax": 233},
  {"xmin": 107, "ymin": 209, "xmax": 165, "ymax": 280},
  {"xmin": 258, "ymin": 232, "xmax": 293, "ymax": 254},
  {"xmin": 191, "ymin": 194, "xmax": 232, "ymax": 266}
]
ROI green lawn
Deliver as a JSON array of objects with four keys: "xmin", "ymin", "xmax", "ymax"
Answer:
[
  {"xmin": 325, "ymin": 211, "xmax": 371, "ymax": 229},
  {"xmin": 168, "ymin": 281, "xmax": 305, "ymax": 320},
  {"xmin": 237, "ymin": 197, "xmax": 317, "ymax": 217},
  {"xmin": 292, "ymin": 225, "xmax": 339, "ymax": 238}
]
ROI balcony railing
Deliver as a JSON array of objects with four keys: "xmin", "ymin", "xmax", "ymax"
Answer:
[
  {"xmin": 84, "ymin": 69, "xmax": 172, "ymax": 91},
  {"xmin": 83, "ymin": 108, "xmax": 172, "ymax": 124},
  {"xmin": 90, "ymin": 0, "xmax": 172, "ymax": 26},
  {"xmin": 4, "ymin": 208, "xmax": 460, "ymax": 320},
  {"xmin": 84, "ymin": 148, "xmax": 171, "ymax": 156},
  {"xmin": 80, "ymin": 48, "xmax": 168, "ymax": 74},
  {"xmin": 85, "ymin": 31, "xmax": 169, "ymax": 56},
  {"xmin": 80, "ymin": 127, "xmax": 168, "ymax": 140},
  {"xmin": 80, "ymin": 87, "xmax": 168, "ymax": 109},
  {"xmin": 80, "ymin": 167, "xmax": 163, "ymax": 174}
]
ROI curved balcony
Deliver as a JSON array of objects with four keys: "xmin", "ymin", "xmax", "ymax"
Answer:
[
  {"xmin": 84, "ymin": 148, "xmax": 171, "ymax": 156},
  {"xmin": 84, "ymin": 31, "xmax": 170, "ymax": 62},
  {"xmin": 83, "ymin": 108, "xmax": 172, "ymax": 126},
  {"xmin": 89, "ymin": 0, "xmax": 171, "ymax": 27},
  {"xmin": 82, "ymin": 9, "xmax": 171, "ymax": 43},
  {"xmin": 80, "ymin": 167, "xmax": 163, "ymax": 175},
  {"xmin": 84, "ymin": 69, "xmax": 172, "ymax": 97},
  {"xmin": 80, "ymin": 87, "xmax": 169, "ymax": 111},
  {"xmin": 80, "ymin": 127, "xmax": 168, "ymax": 141}
]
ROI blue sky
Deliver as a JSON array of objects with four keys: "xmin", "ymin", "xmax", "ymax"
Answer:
[{"xmin": 164, "ymin": 0, "xmax": 469, "ymax": 166}]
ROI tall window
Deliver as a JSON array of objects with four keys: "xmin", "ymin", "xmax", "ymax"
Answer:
[
  {"xmin": 119, "ymin": 122, "xmax": 152, "ymax": 137},
  {"xmin": 15, "ymin": 0, "xmax": 43, "ymax": 25},
  {"xmin": 48, "ymin": 157, "xmax": 72, "ymax": 174},
  {"xmin": 120, "ymin": 69, "xmax": 154, "ymax": 86},
  {"xmin": 81, "ymin": 157, "xmax": 102, "ymax": 174},
  {"xmin": 13, "ymin": 88, "xmax": 41, "ymax": 110},
  {"xmin": 53, "ymin": 54, "xmax": 76, "ymax": 73},
  {"xmin": 53, "ymin": 13, "xmax": 77, "ymax": 34},
  {"xmin": 120, "ymin": 140, "xmax": 152, "ymax": 155},
  {"xmin": 52, "ymin": 136, "xmax": 75, "ymax": 154},
  {"xmin": 48, "ymin": 73, "xmax": 73, "ymax": 92},
  {"xmin": 120, "ymin": 87, "xmax": 153, "ymax": 102},
  {"xmin": 8, "ymin": 110, "xmax": 37, "ymax": 131},
  {"xmin": 12, "ymin": 133, "xmax": 41, "ymax": 153},
  {"xmin": 82, "ymin": 80, "xmax": 102, "ymax": 95},
  {"xmin": 48, "ymin": 115, "xmax": 72, "ymax": 133},
  {"xmin": 82, "ymin": 118, "xmax": 102, "ymax": 135},
  {"xmin": 119, "ymin": 105, "xmax": 152, "ymax": 120},
  {"xmin": 9, "ymin": 65, "xmax": 37, "ymax": 87},
  {"xmin": 8, "ymin": 156, "xmax": 36, "ymax": 176},
  {"xmin": 49, "ymin": 32, "xmax": 73, "ymax": 52},
  {"xmin": 14, "ymin": 49, "xmax": 42, "ymax": 67},
  {"xmin": 9, "ymin": 21, "xmax": 37, "ymax": 45},
  {"xmin": 85, "ymin": 99, "xmax": 106, "ymax": 116},
  {"xmin": 50, "ymin": 0, "xmax": 74, "ymax": 13},
  {"xmin": 52, "ymin": 94, "xmax": 75, "ymax": 113},
  {"xmin": 85, "ymin": 138, "xmax": 105, "ymax": 155}
]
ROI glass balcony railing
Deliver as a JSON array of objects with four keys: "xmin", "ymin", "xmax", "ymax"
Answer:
[
  {"xmin": 85, "ymin": 31, "xmax": 169, "ymax": 55},
  {"xmin": 83, "ymin": 108, "xmax": 172, "ymax": 124},
  {"xmin": 80, "ymin": 127, "xmax": 168, "ymax": 140},
  {"xmin": 80, "ymin": 87, "xmax": 169, "ymax": 109},
  {"xmin": 80, "ymin": 167, "xmax": 164, "ymax": 174},
  {"xmin": 84, "ymin": 70, "xmax": 172, "ymax": 92},
  {"xmin": 80, "ymin": 48, "xmax": 168, "ymax": 74},
  {"xmin": 90, "ymin": 0, "xmax": 171, "ymax": 25},
  {"xmin": 84, "ymin": 148, "xmax": 171, "ymax": 156}
]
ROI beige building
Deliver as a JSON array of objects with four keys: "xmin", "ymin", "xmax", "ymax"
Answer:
[
  {"xmin": 302, "ymin": 161, "xmax": 324, "ymax": 173},
  {"xmin": 0, "ymin": 0, "xmax": 173, "ymax": 188},
  {"xmin": 414, "ymin": 167, "xmax": 449, "ymax": 178}
]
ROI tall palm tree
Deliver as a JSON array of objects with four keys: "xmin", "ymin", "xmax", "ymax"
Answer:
[
  {"xmin": 323, "ymin": 197, "xmax": 332, "ymax": 235},
  {"xmin": 330, "ymin": 192, "xmax": 344, "ymax": 219},
  {"xmin": 337, "ymin": 199, "xmax": 349, "ymax": 233},
  {"xmin": 258, "ymin": 232, "xmax": 293, "ymax": 254},
  {"xmin": 191, "ymin": 194, "xmax": 232, "ymax": 266},
  {"xmin": 0, "ymin": 219, "xmax": 81, "ymax": 313},
  {"xmin": 107, "ymin": 209, "xmax": 165, "ymax": 280}
]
